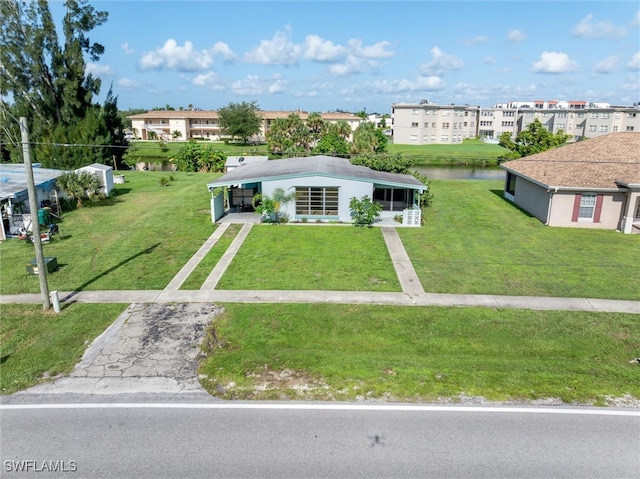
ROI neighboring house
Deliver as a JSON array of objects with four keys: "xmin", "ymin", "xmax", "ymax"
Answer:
[
  {"xmin": 207, "ymin": 155, "xmax": 427, "ymax": 225},
  {"xmin": 0, "ymin": 164, "xmax": 65, "ymax": 240},
  {"xmin": 500, "ymin": 132, "xmax": 640, "ymax": 233},
  {"xmin": 225, "ymin": 156, "xmax": 269, "ymax": 172},
  {"xmin": 128, "ymin": 110, "xmax": 362, "ymax": 142},
  {"xmin": 76, "ymin": 163, "xmax": 114, "ymax": 196}
]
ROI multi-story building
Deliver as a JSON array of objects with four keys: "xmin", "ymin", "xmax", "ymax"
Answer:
[
  {"xmin": 128, "ymin": 110, "xmax": 362, "ymax": 142},
  {"xmin": 391, "ymin": 100, "xmax": 480, "ymax": 145},
  {"xmin": 391, "ymin": 99, "xmax": 640, "ymax": 145}
]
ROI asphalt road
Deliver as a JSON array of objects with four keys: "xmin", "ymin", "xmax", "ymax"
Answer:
[{"xmin": 1, "ymin": 402, "xmax": 638, "ymax": 479}]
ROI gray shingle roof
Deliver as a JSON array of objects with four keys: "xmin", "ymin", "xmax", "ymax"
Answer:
[
  {"xmin": 501, "ymin": 132, "xmax": 640, "ymax": 189},
  {"xmin": 207, "ymin": 155, "xmax": 426, "ymax": 190}
]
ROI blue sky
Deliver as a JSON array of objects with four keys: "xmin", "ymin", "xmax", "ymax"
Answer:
[{"xmin": 52, "ymin": 0, "xmax": 640, "ymax": 113}]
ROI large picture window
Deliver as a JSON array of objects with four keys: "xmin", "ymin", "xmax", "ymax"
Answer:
[{"xmin": 295, "ymin": 187, "xmax": 339, "ymax": 216}]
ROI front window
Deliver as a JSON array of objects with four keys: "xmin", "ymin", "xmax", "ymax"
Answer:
[
  {"xmin": 578, "ymin": 193, "xmax": 597, "ymax": 220},
  {"xmin": 295, "ymin": 187, "xmax": 338, "ymax": 216}
]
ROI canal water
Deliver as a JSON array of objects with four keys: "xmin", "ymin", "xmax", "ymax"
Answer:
[{"xmin": 413, "ymin": 165, "xmax": 505, "ymax": 180}]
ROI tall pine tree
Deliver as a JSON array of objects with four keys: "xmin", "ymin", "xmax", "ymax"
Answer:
[{"xmin": 0, "ymin": 0, "xmax": 124, "ymax": 169}]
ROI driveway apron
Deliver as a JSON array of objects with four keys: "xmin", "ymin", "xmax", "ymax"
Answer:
[{"xmin": 21, "ymin": 303, "xmax": 222, "ymax": 395}]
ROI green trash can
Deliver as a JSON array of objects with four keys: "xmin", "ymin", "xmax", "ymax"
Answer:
[{"xmin": 38, "ymin": 208, "xmax": 50, "ymax": 226}]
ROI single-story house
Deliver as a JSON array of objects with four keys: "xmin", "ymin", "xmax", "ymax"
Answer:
[
  {"xmin": 500, "ymin": 132, "xmax": 640, "ymax": 233},
  {"xmin": 207, "ymin": 155, "xmax": 427, "ymax": 225},
  {"xmin": 76, "ymin": 163, "xmax": 114, "ymax": 196},
  {"xmin": 0, "ymin": 163, "xmax": 66, "ymax": 240},
  {"xmin": 225, "ymin": 155, "xmax": 269, "ymax": 172}
]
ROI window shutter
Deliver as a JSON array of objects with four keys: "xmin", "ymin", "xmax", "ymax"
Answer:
[
  {"xmin": 571, "ymin": 194, "xmax": 582, "ymax": 222},
  {"xmin": 593, "ymin": 194, "xmax": 604, "ymax": 223}
]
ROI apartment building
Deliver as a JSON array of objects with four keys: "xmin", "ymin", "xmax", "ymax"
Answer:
[
  {"xmin": 128, "ymin": 110, "xmax": 362, "ymax": 142},
  {"xmin": 391, "ymin": 101, "xmax": 480, "ymax": 145}
]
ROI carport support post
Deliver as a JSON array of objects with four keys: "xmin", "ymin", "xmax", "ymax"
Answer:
[{"xmin": 20, "ymin": 117, "xmax": 51, "ymax": 310}]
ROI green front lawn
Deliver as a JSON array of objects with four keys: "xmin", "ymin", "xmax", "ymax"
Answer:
[
  {"xmin": 400, "ymin": 180, "xmax": 640, "ymax": 300},
  {"xmin": 199, "ymin": 303, "xmax": 640, "ymax": 404},
  {"xmin": 216, "ymin": 226, "xmax": 401, "ymax": 291},
  {"xmin": 0, "ymin": 172, "xmax": 219, "ymax": 294},
  {"xmin": 0, "ymin": 303, "xmax": 128, "ymax": 395}
]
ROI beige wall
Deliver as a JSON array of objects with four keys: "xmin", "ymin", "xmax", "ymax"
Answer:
[
  {"xmin": 392, "ymin": 103, "xmax": 479, "ymax": 145},
  {"xmin": 548, "ymin": 191, "xmax": 626, "ymax": 230}
]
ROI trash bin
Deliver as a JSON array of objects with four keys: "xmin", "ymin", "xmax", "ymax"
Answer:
[{"xmin": 38, "ymin": 208, "xmax": 50, "ymax": 226}]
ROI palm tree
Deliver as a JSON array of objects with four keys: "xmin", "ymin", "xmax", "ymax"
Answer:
[{"xmin": 55, "ymin": 172, "xmax": 104, "ymax": 208}]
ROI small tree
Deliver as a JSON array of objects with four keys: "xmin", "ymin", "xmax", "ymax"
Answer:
[
  {"xmin": 252, "ymin": 187, "xmax": 295, "ymax": 224},
  {"xmin": 55, "ymin": 171, "xmax": 105, "ymax": 208},
  {"xmin": 172, "ymin": 130, "xmax": 182, "ymax": 141},
  {"xmin": 349, "ymin": 195, "xmax": 382, "ymax": 228},
  {"xmin": 499, "ymin": 119, "xmax": 571, "ymax": 158}
]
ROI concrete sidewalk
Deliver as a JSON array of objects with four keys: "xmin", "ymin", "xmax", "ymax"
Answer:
[
  {"xmin": 1, "ymin": 219, "xmax": 639, "ymax": 313},
  {"xmin": 2, "ymin": 289, "xmax": 639, "ymax": 313}
]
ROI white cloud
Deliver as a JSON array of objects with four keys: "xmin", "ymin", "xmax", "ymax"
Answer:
[
  {"xmin": 117, "ymin": 77, "xmax": 141, "ymax": 89},
  {"xmin": 628, "ymin": 52, "xmax": 640, "ymax": 71},
  {"xmin": 85, "ymin": 63, "xmax": 114, "ymax": 76},
  {"xmin": 365, "ymin": 76, "xmax": 444, "ymax": 94},
  {"xmin": 138, "ymin": 39, "xmax": 230, "ymax": 72},
  {"xmin": 229, "ymin": 75, "xmax": 289, "ymax": 96},
  {"xmin": 192, "ymin": 72, "xmax": 218, "ymax": 87},
  {"xmin": 633, "ymin": 11, "xmax": 640, "ymax": 27},
  {"xmin": 463, "ymin": 35, "xmax": 489, "ymax": 47},
  {"xmin": 303, "ymin": 35, "xmax": 345, "ymax": 62},
  {"xmin": 244, "ymin": 29, "xmax": 301, "ymax": 65},
  {"xmin": 211, "ymin": 42, "xmax": 236, "ymax": 62},
  {"xmin": 594, "ymin": 56, "xmax": 618, "ymax": 73},
  {"xmin": 571, "ymin": 14, "xmax": 627, "ymax": 39},
  {"xmin": 121, "ymin": 42, "xmax": 134, "ymax": 55},
  {"xmin": 420, "ymin": 47, "xmax": 463, "ymax": 76},
  {"xmin": 507, "ymin": 29, "xmax": 526, "ymax": 43},
  {"xmin": 483, "ymin": 57, "xmax": 497, "ymax": 65},
  {"xmin": 346, "ymin": 39, "xmax": 394, "ymax": 59},
  {"xmin": 532, "ymin": 51, "xmax": 578, "ymax": 73},
  {"xmin": 329, "ymin": 55, "xmax": 367, "ymax": 76}
]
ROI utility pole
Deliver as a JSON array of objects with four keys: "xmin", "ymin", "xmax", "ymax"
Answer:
[{"xmin": 20, "ymin": 117, "xmax": 51, "ymax": 310}]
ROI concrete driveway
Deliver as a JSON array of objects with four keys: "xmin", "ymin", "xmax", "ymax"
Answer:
[{"xmin": 20, "ymin": 303, "xmax": 222, "ymax": 396}]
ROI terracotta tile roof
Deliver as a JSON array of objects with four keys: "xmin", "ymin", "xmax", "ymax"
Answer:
[
  {"xmin": 501, "ymin": 132, "xmax": 640, "ymax": 189},
  {"xmin": 128, "ymin": 110, "xmax": 359, "ymax": 121}
]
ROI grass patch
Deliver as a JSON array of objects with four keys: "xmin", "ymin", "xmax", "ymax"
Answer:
[
  {"xmin": 199, "ymin": 303, "xmax": 640, "ymax": 404},
  {"xmin": 387, "ymin": 138, "xmax": 509, "ymax": 165},
  {"xmin": 400, "ymin": 180, "xmax": 640, "ymax": 300},
  {"xmin": 0, "ymin": 171, "xmax": 218, "ymax": 294},
  {"xmin": 180, "ymin": 224, "xmax": 242, "ymax": 290},
  {"xmin": 127, "ymin": 141, "xmax": 270, "ymax": 163},
  {"xmin": 0, "ymin": 303, "xmax": 128, "ymax": 395},
  {"xmin": 216, "ymin": 226, "xmax": 401, "ymax": 291}
]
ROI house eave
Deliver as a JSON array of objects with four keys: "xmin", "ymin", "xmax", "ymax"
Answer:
[{"xmin": 207, "ymin": 172, "xmax": 426, "ymax": 192}]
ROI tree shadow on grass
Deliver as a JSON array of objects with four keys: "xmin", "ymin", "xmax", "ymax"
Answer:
[
  {"xmin": 61, "ymin": 243, "xmax": 161, "ymax": 303},
  {"xmin": 489, "ymin": 189, "xmax": 534, "ymax": 218}
]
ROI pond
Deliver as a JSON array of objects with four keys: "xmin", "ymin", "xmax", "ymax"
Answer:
[{"xmin": 414, "ymin": 165, "xmax": 505, "ymax": 180}]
